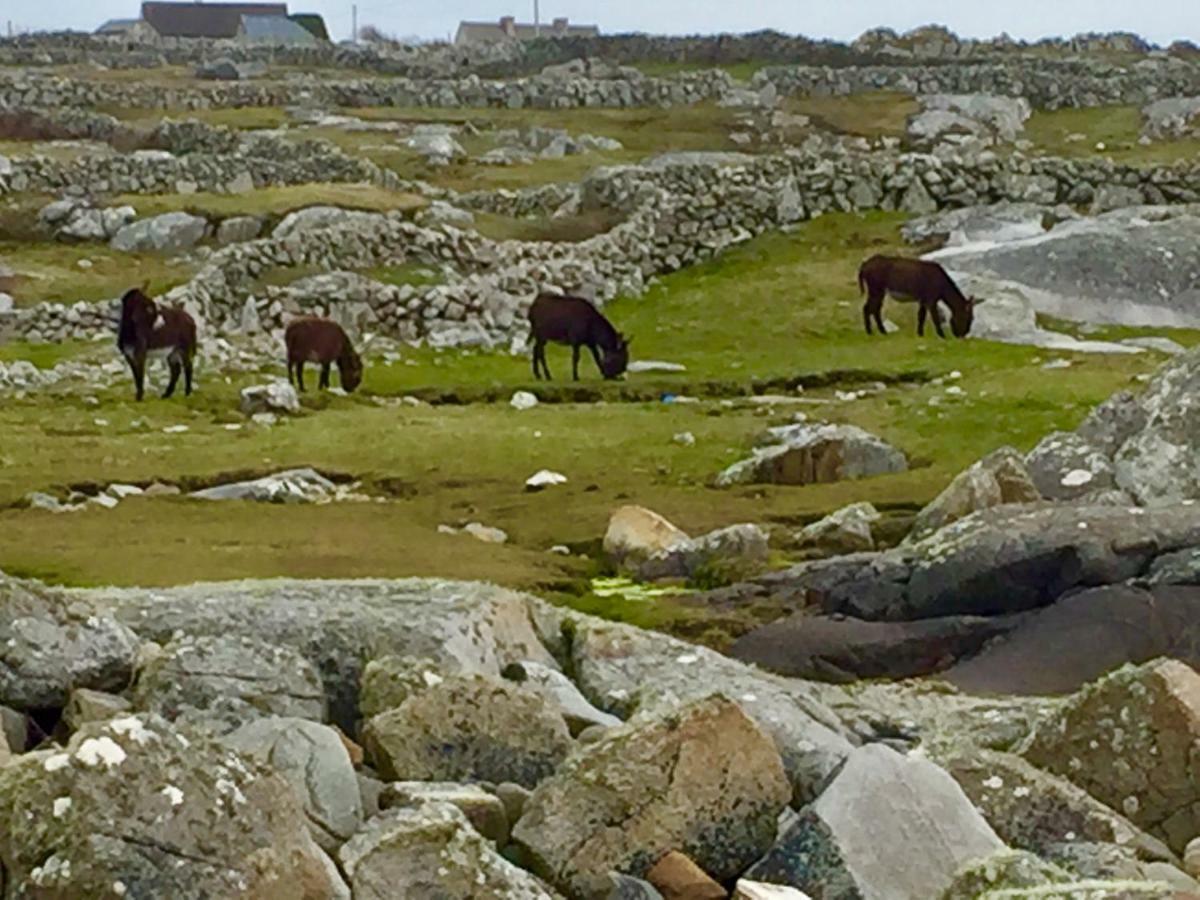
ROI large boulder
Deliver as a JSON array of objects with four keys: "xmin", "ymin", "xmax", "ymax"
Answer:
[
  {"xmin": 603, "ymin": 506, "xmax": 691, "ymax": 569},
  {"xmin": 339, "ymin": 802, "xmax": 556, "ymax": 899},
  {"xmin": 239, "ymin": 380, "xmax": 301, "ymax": 415},
  {"xmin": 944, "ymin": 748, "xmax": 1178, "ymax": 866},
  {"xmin": 911, "ymin": 94, "xmax": 1032, "ymax": 144},
  {"xmin": 1142, "ymin": 96, "xmax": 1200, "ymax": 140},
  {"xmin": 405, "ymin": 129, "xmax": 467, "ymax": 165},
  {"xmin": 0, "ymin": 573, "xmax": 138, "ymax": 710},
  {"xmin": 82, "ymin": 578, "xmax": 559, "ymax": 732},
  {"xmin": 638, "ymin": 523, "xmax": 770, "ymax": 582},
  {"xmin": 362, "ymin": 672, "xmax": 572, "ymax": 787},
  {"xmin": 1020, "ymin": 659, "xmax": 1200, "ymax": 852},
  {"xmin": 943, "ymin": 585, "xmax": 1200, "ymax": 695},
  {"xmin": 746, "ymin": 744, "xmax": 1004, "ymax": 898},
  {"xmin": 512, "ymin": 694, "xmax": 791, "ymax": 898},
  {"xmin": 1025, "ymin": 431, "xmax": 1118, "ymax": 501},
  {"xmin": 110, "ymin": 211, "xmax": 208, "ymax": 253},
  {"xmin": 0, "ymin": 715, "xmax": 346, "ymax": 898},
  {"xmin": 717, "ymin": 423, "xmax": 907, "ymax": 487},
  {"xmin": 273, "ymin": 206, "xmax": 388, "ymax": 239},
  {"xmin": 909, "ymin": 446, "xmax": 1042, "ymax": 541},
  {"xmin": 730, "ymin": 609, "xmax": 1026, "ymax": 682},
  {"xmin": 223, "ymin": 717, "xmax": 364, "ymax": 850},
  {"xmin": 560, "ymin": 611, "xmax": 855, "ymax": 802},
  {"xmin": 927, "ymin": 208, "xmax": 1200, "ymax": 328}
]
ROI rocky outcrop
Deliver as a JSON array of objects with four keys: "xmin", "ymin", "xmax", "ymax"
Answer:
[
  {"xmin": 796, "ymin": 502, "xmax": 881, "ymax": 555},
  {"xmin": 109, "ymin": 211, "xmax": 209, "ymax": 252},
  {"xmin": 1142, "ymin": 96, "xmax": 1200, "ymax": 140},
  {"xmin": 908, "ymin": 94, "xmax": 1031, "ymax": 147},
  {"xmin": 603, "ymin": 505, "xmax": 770, "ymax": 581},
  {"xmin": 908, "ymin": 446, "xmax": 1042, "ymax": 541},
  {"xmin": 513, "ymin": 695, "xmax": 791, "ymax": 897}
]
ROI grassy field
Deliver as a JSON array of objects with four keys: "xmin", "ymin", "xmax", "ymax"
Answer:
[
  {"xmin": 784, "ymin": 92, "xmax": 919, "ymax": 139},
  {"xmin": 0, "ymin": 241, "xmax": 194, "ymax": 308},
  {"xmin": 1023, "ymin": 105, "xmax": 1200, "ymax": 165},
  {"xmin": 113, "ymin": 183, "xmax": 428, "ymax": 221},
  {"xmin": 1, "ymin": 211, "xmax": 1192, "ymax": 646}
]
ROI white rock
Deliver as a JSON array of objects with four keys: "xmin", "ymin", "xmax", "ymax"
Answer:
[
  {"xmin": 525, "ymin": 470, "xmax": 568, "ymax": 491},
  {"xmin": 510, "ymin": 391, "xmax": 539, "ymax": 411}
]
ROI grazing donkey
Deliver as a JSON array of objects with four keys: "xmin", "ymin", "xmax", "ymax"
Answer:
[
  {"xmin": 858, "ymin": 255, "xmax": 980, "ymax": 339},
  {"xmin": 527, "ymin": 293, "xmax": 631, "ymax": 381},
  {"xmin": 285, "ymin": 317, "xmax": 363, "ymax": 393},
  {"xmin": 118, "ymin": 288, "xmax": 197, "ymax": 401}
]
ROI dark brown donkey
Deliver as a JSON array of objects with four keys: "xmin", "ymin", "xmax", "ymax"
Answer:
[
  {"xmin": 858, "ymin": 255, "xmax": 980, "ymax": 339},
  {"xmin": 117, "ymin": 288, "xmax": 197, "ymax": 401},
  {"xmin": 528, "ymin": 293, "xmax": 631, "ymax": 381},
  {"xmin": 285, "ymin": 317, "xmax": 363, "ymax": 393}
]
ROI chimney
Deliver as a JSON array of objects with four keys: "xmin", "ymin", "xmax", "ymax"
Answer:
[
  {"xmin": 552, "ymin": 17, "xmax": 568, "ymax": 33},
  {"xmin": 499, "ymin": 16, "xmax": 516, "ymax": 37}
]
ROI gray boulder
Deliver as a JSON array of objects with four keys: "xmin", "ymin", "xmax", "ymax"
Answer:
[
  {"xmin": 909, "ymin": 446, "xmax": 1042, "ymax": 541},
  {"xmin": 191, "ymin": 468, "xmax": 337, "ymax": 504},
  {"xmin": 0, "ymin": 715, "xmax": 347, "ymax": 898},
  {"xmin": 1142, "ymin": 96, "xmax": 1200, "ymax": 140},
  {"xmin": 339, "ymin": 802, "xmax": 556, "ymax": 899},
  {"xmin": 914, "ymin": 94, "xmax": 1032, "ymax": 143},
  {"xmin": 513, "ymin": 694, "xmax": 791, "ymax": 898},
  {"xmin": 927, "ymin": 208, "xmax": 1200, "ymax": 328},
  {"xmin": 240, "ymin": 380, "xmax": 301, "ymax": 415},
  {"xmin": 381, "ymin": 782, "xmax": 509, "ymax": 844},
  {"xmin": 717, "ymin": 423, "xmax": 907, "ymax": 487},
  {"xmin": 500, "ymin": 659, "xmax": 622, "ymax": 734},
  {"xmin": 362, "ymin": 672, "xmax": 572, "ymax": 787},
  {"xmin": 224, "ymin": 717, "xmax": 363, "ymax": 850},
  {"xmin": 0, "ymin": 574, "xmax": 138, "ymax": 709},
  {"xmin": 902, "ymin": 202, "xmax": 1061, "ymax": 247},
  {"xmin": 797, "ymin": 502, "xmax": 881, "ymax": 555},
  {"xmin": 83, "ymin": 578, "xmax": 558, "ymax": 733},
  {"xmin": 638, "ymin": 523, "xmax": 770, "ymax": 581},
  {"xmin": 111, "ymin": 211, "xmax": 208, "ymax": 253},
  {"xmin": 273, "ymin": 206, "xmax": 387, "ymax": 239},
  {"xmin": 943, "ymin": 585, "xmax": 1200, "ymax": 695},
  {"xmin": 1020, "ymin": 658, "xmax": 1200, "ymax": 853},
  {"xmin": 747, "ymin": 744, "xmax": 1004, "ymax": 898},
  {"xmin": 1025, "ymin": 431, "xmax": 1117, "ymax": 500},
  {"xmin": 406, "ymin": 130, "xmax": 466, "ymax": 165},
  {"xmin": 64, "ymin": 688, "xmax": 132, "ymax": 730},
  {"xmin": 216, "ymin": 215, "xmax": 263, "ymax": 245},
  {"xmin": 133, "ymin": 633, "xmax": 327, "ymax": 732},
  {"xmin": 560, "ymin": 610, "xmax": 855, "ymax": 802},
  {"xmin": 359, "ymin": 654, "xmax": 458, "ymax": 719}
]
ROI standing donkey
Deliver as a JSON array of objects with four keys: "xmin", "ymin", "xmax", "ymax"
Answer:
[
  {"xmin": 857, "ymin": 256, "xmax": 981, "ymax": 339},
  {"xmin": 527, "ymin": 293, "xmax": 631, "ymax": 381},
  {"xmin": 284, "ymin": 317, "xmax": 363, "ymax": 393},
  {"xmin": 118, "ymin": 288, "xmax": 197, "ymax": 401}
]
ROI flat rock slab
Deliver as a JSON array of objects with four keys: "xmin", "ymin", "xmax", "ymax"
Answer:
[
  {"xmin": 944, "ymin": 585, "xmax": 1200, "ymax": 695},
  {"xmin": 730, "ymin": 610, "xmax": 1028, "ymax": 682}
]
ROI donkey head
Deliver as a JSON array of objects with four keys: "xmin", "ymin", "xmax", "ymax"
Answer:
[
  {"xmin": 951, "ymin": 297, "xmax": 980, "ymax": 338},
  {"xmin": 338, "ymin": 348, "xmax": 364, "ymax": 393},
  {"xmin": 120, "ymin": 288, "xmax": 158, "ymax": 333},
  {"xmin": 600, "ymin": 334, "xmax": 632, "ymax": 380}
]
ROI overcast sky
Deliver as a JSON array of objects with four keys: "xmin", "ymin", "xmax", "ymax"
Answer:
[{"xmin": 7, "ymin": 1, "xmax": 1197, "ymax": 46}]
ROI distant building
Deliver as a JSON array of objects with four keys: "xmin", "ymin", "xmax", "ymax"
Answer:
[
  {"xmin": 454, "ymin": 16, "xmax": 599, "ymax": 46},
  {"xmin": 238, "ymin": 13, "xmax": 317, "ymax": 44},
  {"xmin": 95, "ymin": 17, "xmax": 156, "ymax": 39}
]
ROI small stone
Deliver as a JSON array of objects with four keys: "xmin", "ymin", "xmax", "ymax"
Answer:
[
  {"xmin": 646, "ymin": 851, "xmax": 726, "ymax": 900},
  {"xmin": 510, "ymin": 391, "xmax": 539, "ymax": 411}
]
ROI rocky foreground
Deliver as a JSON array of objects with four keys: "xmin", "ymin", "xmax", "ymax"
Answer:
[{"xmin": 3, "ymin": 357, "xmax": 1200, "ymax": 900}]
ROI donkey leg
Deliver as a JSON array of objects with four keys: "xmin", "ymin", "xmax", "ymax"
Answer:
[
  {"xmin": 931, "ymin": 303, "xmax": 947, "ymax": 339},
  {"xmin": 320, "ymin": 362, "xmax": 332, "ymax": 390},
  {"xmin": 571, "ymin": 345, "xmax": 582, "ymax": 382},
  {"xmin": 183, "ymin": 353, "xmax": 194, "ymax": 396},
  {"xmin": 874, "ymin": 306, "xmax": 887, "ymax": 335},
  {"xmin": 296, "ymin": 361, "xmax": 307, "ymax": 392},
  {"xmin": 126, "ymin": 353, "xmax": 146, "ymax": 402},
  {"xmin": 163, "ymin": 356, "xmax": 181, "ymax": 399},
  {"xmin": 917, "ymin": 302, "xmax": 928, "ymax": 337},
  {"xmin": 862, "ymin": 302, "xmax": 874, "ymax": 335},
  {"xmin": 287, "ymin": 358, "xmax": 296, "ymax": 387}
]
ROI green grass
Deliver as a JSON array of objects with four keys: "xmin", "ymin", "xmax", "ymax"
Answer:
[
  {"xmin": 1024, "ymin": 105, "xmax": 1200, "ymax": 166},
  {"xmin": 0, "ymin": 241, "xmax": 194, "ymax": 307},
  {"xmin": 0, "ymin": 211, "xmax": 1188, "ymax": 645},
  {"xmin": 0, "ymin": 340, "xmax": 96, "ymax": 369},
  {"xmin": 113, "ymin": 183, "xmax": 428, "ymax": 221},
  {"xmin": 472, "ymin": 209, "xmax": 625, "ymax": 243},
  {"xmin": 785, "ymin": 91, "xmax": 918, "ymax": 139}
]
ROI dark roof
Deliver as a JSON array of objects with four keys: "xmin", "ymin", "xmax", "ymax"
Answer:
[
  {"xmin": 240, "ymin": 13, "xmax": 314, "ymax": 43},
  {"xmin": 289, "ymin": 13, "xmax": 329, "ymax": 41},
  {"xmin": 141, "ymin": 2, "xmax": 288, "ymax": 38}
]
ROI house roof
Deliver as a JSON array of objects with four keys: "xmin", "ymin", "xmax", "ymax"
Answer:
[
  {"xmin": 455, "ymin": 20, "xmax": 599, "ymax": 44},
  {"xmin": 240, "ymin": 13, "xmax": 315, "ymax": 43},
  {"xmin": 141, "ymin": 2, "xmax": 288, "ymax": 39},
  {"xmin": 288, "ymin": 13, "xmax": 329, "ymax": 41},
  {"xmin": 96, "ymin": 18, "xmax": 144, "ymax": 33}
]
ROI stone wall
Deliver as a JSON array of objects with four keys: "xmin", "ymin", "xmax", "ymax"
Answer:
[
  {"xmin": 4, "ymin": 57, "xmax": 1198, "ymax": 113},
  {"xmin": 9, "ymin": 144, "xmax": 1200, "ymax": 346},
  {"xmin": 754, "ymin": 60, "xmax": 1200, "ymax": 110}
]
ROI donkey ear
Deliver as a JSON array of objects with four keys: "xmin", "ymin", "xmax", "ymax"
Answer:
[
  {"xmin": 624, "ymin": 335, "xmax": 633, "ymax": 346},
  {"xmin": 972, "ymin": 296, "xmax": 986, "ymax": 306}
]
